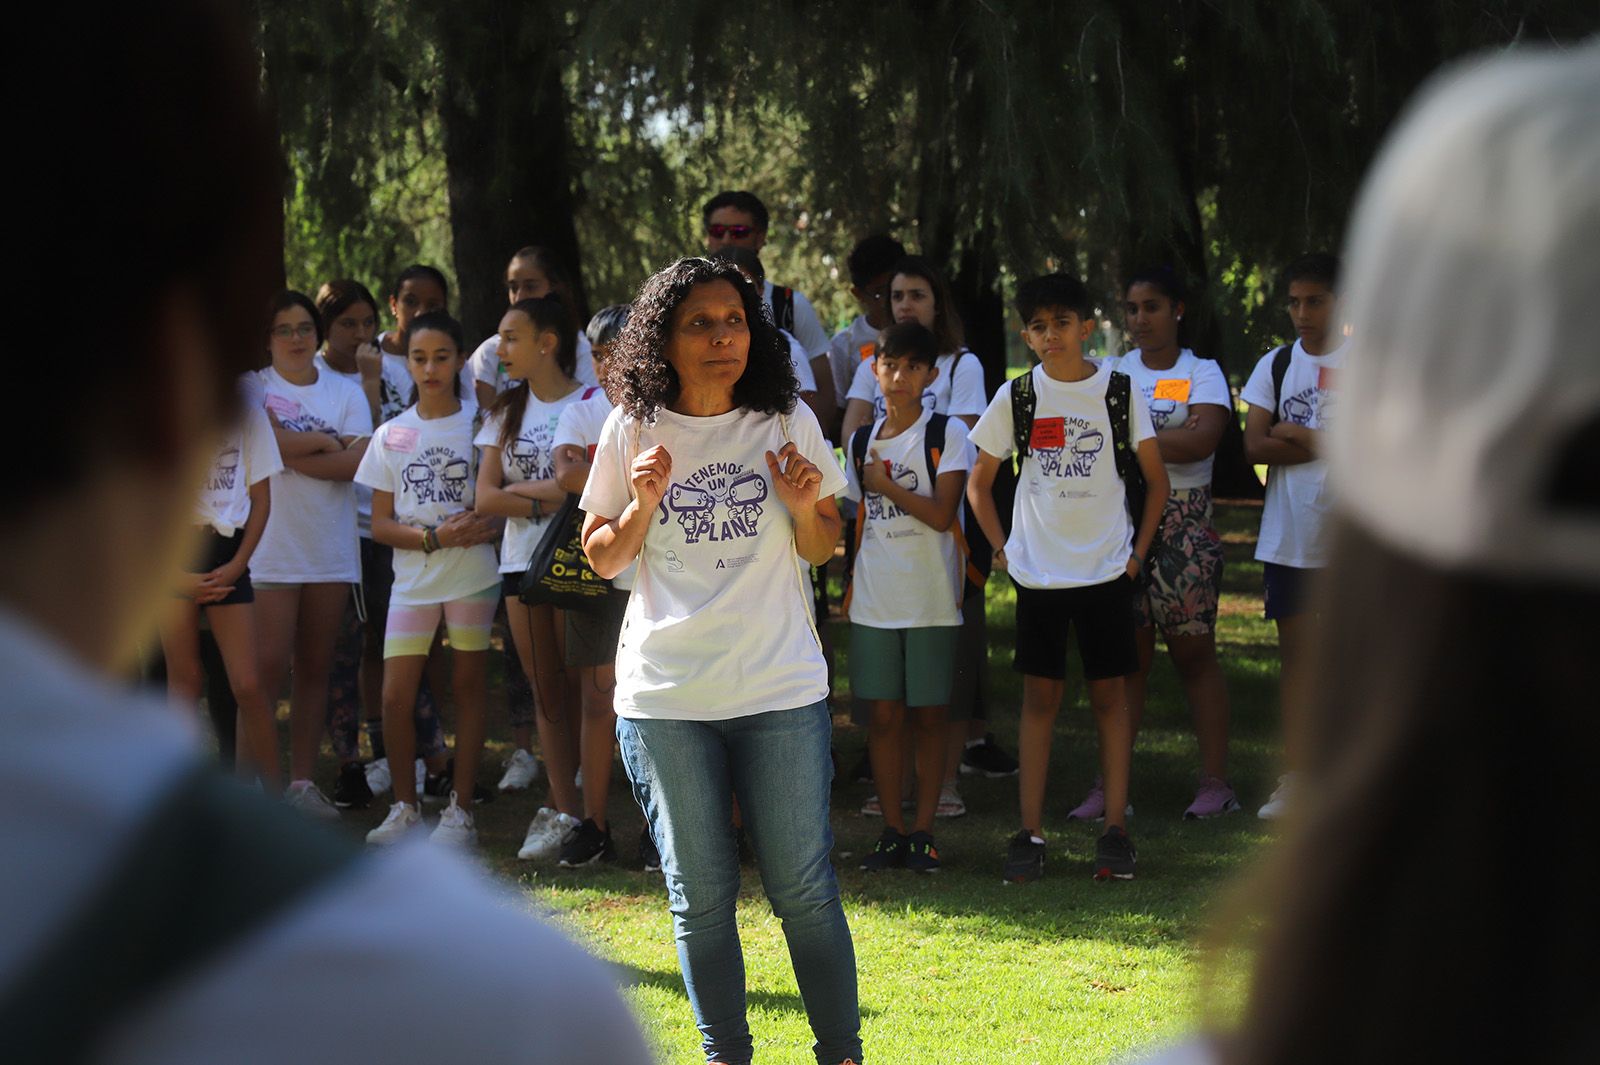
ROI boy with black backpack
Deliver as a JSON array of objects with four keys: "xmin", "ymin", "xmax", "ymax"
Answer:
[
  {"xmin": 967, "ymin": 274, "xmax": 1169, "ymax": 883},
  {"xmin": 844, "ymin": 323, "xmax": 972, "ymax": 874},
  {"xmin": 1241, "ymin": 253, "xmax": 1347, "ymax": 820}
]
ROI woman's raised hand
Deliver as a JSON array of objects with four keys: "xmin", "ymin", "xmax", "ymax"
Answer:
[
  {"xmin": 631, "ymin": 444, "xmax": 673, "ymax": 512},
  {"xmin": 765, "ymin": 441, "xmax": 823, "ymax": 515}
]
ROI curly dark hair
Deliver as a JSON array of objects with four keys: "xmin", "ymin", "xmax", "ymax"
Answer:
[{"xmin": 610, "ymin": 257, "xmax": 798, "ymax": 422}]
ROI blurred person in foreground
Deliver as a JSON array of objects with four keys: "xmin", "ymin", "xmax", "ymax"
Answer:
[
  {"xmin": 1137, "ymin": 42, "xmax": 1598, "ymax": 1065},
  {"xmin": 0, "ymin": 4, "xmax": 652, "ymax": 1063}
]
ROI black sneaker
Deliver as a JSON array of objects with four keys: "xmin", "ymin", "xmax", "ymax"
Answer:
[
  {"xmin": 848, "ymin": 750, "xmax": 874, "ymax": 785},
  {"xmin": 423, "ymin": 759, "xmax": 494, "ymax": 806},
  {"xmin": 960, "ymin": 733, "xmax": 1020, "ymax": 778},
  {"xmin": 332, "ymin": 761, "xmax": 373, "ymax": 809},
  {"xmin": 639, "ymin": 827, "xmax": 661, "ymax": 873},
  {"xmin": 559, "ymin": 818, "xmax": 615, "ymax": 867},
  {"xmin": 1003, "ymin": 829, "xmax": 1045, "ymax": 883},
  {"xmin": 860, "ymin": 829, "xmax": 908, "ymax": 872},
  {"xmin": 905, "ymin": 831, "xmax": 941, "ymax": 873},
  {"xmin": 1093, "ymin": 825, "xmax": 1137, "ymax": 881}
]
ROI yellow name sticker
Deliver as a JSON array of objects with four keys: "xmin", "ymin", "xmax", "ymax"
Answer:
[{"xmin": 1153, "ymin": 378, "xmax": 1191, "ymax": 403}]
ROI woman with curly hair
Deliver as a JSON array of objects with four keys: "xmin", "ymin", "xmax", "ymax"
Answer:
[{"xmin": 580, "ymin": 257, "xmax": 862, "ymax": 1065}]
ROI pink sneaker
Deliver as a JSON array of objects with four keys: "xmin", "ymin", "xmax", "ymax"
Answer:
[
  {"xmin": 1184, "ymin": 776, "xmax": 1242, "ymax": 819},
  {"xmin": 1066, "ymin": 777, "xmax": 1134, "ymax": 822}
]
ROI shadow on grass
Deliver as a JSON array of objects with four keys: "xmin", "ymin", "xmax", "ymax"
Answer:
[{"xmin": 613, "ymin": 962, "xmax": 882, "ymax": 1019}]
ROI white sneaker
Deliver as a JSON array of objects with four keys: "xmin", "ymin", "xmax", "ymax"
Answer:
[
  {"xmin": 1257, "ymin": 772, "xmax": 1298, "ymax": 820},
  {"xmin": 285, "ymin": 780, "xmax": 340, "ymax": 820},
  {"xmin": 497, "ymin": 748, "xmax": 540, "ymax": 792},
  {"xmin": 517, "ymin": 807, "xmax": 581, "ymax": 860},
  {"xmin": 366, "ymin": 800, "xmax": 423, "ymax": 845},
  {"xmin": 364, "ymin": 757, "xmax": 392, "ymax": 795},
  {"xmin": 430, "ymin": 793, "xmax": 478, "ymax": 848}
]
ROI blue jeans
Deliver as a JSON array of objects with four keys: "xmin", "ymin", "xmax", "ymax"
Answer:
[{"xmin": 617, "ymin": 701, "xmax": 862, "ymax": 1065}]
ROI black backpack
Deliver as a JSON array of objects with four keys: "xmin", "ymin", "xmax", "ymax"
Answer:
[
  {"xmin": 1008, "ymin": 368, "xmax": 1162, "ymax": 558},
  {"xmin": 845, "ymin": 413, "xmax": 990, "ymax": 610},
  {"xmin": 1267, "ymin": 343, "xmax": 1294, "ymax": 425},
  {"xmin": 769, "ymin": 285, "xmax": 795, "ymax": 335}
]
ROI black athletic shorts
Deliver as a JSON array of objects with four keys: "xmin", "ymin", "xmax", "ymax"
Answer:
[
  {"xmin": 184, "ymin": 528, "xmax": 254, "ymax": 606},
  {"xmin": 1011, "ymin": 574, "xmax": 1138, "ymax": 681}
]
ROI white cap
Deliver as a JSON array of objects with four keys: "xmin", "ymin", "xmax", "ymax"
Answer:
[{"xmin": 1331, "ymin": 44, "xmax": 1600, "ymax": 584}]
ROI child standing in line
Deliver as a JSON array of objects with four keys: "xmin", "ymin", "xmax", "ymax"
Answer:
[
  {"xmin": 1242, "ymin": 253, "xmax": 1347, "ymax": 820},
  {"xmin": 359, "ymin": 311, "xmax": 501, "ymax": 847},
  {"xmin": 160, "ymin": 374, "xmax": 283, "ymax": 791},
  {"xmin": 549, "ymin": 305, "xmax": 645, "ymax": 869},
  {"xmin": 252, "ymin": 290, "xmax": 373, "ymax": 819},
  {"xmin": 377, "ymin": 265, "xmax": 450, "ymax": 424},
  {"xmin": 474, "ymin": 296, "xmax": 589, "ymax": 861},
  {"xmin": 967, "ymin": 274, "xmax": 1168, "ymax": 883},
  {"xmin": 845, "ymin": 323, "xmax": 971, "ymax": 874}
]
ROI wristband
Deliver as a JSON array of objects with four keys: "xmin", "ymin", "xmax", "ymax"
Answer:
[
  {"xmin": 532, "ymin": 498, "xmax": 542, "ymax": 519},
  {"xmin": 1130, "ymin": 553, "xmax": 1144, "ymax": 576},
  {"xmin": 422, "ymin": 526, "xmax": 438, "ymax": 553}
]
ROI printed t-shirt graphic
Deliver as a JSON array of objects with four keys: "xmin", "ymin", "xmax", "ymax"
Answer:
[
  {"xmin": 196, "ymin": 375, "xmax": 285, "ymax": 537},
  {"xmin": 843, "ymin": 410, "xmax": 970, "ymax": 628},
  {"xmin": 355, "ymin": 405, "xmax": 499, "ymax": 606},
  {"xmin": 580, "ymin": 403, "xmax": 847, "ymax": 721},
  {"xmin": 250, "ymin": 365, "xmax": 374, "ymax": 583},
  {"xmin": 1240, "ymin": 339, "xmax": 1348, "ymax": 569},
  {"xmin": 968, "ymin": 362, "xmax": 1155, "ymax": 590},
  {"xmin": 476, "ymin": 385, "xmax": 589, "ymax": 574},
  {"xmin": 1106, "ymin": 348, "xmax": 1232, "ymax": 490}
]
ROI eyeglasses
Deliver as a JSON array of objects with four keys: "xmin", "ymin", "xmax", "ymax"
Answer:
[
  {"xmin": 271, "ymin": 322, "xmax": 317, "ymax": 340},
  {"xmin": 707, "ymin": 224, "xmax": 756, "ymax": 240}
]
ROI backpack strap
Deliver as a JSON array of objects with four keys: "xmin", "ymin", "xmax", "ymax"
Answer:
[
  {"xmin": 1009, "ymin": 370, "xmax": 1036, "ymax": 464},
  {"xmin": 1107, "ymin": 370, "xmax": 1138, "ymax": 487},
  {"xmin": 581, "ymin": 385, "xmax": 601, "ymax": 400},
  {"xmin": 924, "ymin": 412, "xmax": 948, "ymax": 485},
  {"xmin": 841, "ymin": 421, "xmax": 876, "ymax": 616},
  {"xmin": 1269, "ymin": 343, "xmax": 1294, "ymax": 425},
  {"xmin": 1, "ymin": 764, "xmax": 360, "ymax": 1065},
  {"xmin": 771, "ymin": 286, "xmax": 795, "ymax": 334}
]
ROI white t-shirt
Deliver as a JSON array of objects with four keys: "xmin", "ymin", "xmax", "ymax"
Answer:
[
  {"xmin": 828, "ymin": 314, "xmax": 881, "ymax": 408},
  {"xmin": 467, "ymin": 331, "xmax": 597, "ymax": 398},
  {"xmin": 250, "ymin": 365, "xmax": 373, "ymax": 584},
  {"xmin": 1107, "ymin": 348, "xmax": 1232, "ymax": 490},
  {"xmin": 580, "ymin": 403, "xmax": 847, "ymax": 720},
  {"xmin": 969, "ymin": 362, "xmax": 1156, "ymax": 589},
  {"xmin": 355, "ymin": 405, "xmax": 500, "ymax": 606},
  {"xmin": 846, "ymin": 348, "xmax": 988, "ymax": 421},
  {"xmin": 0, "ymin": 611, "xmax": 653, "ymax": 1065},
  {"xmin": 1240, "ymin": 340, "xmax": 1347, "ymax": 569},
  {"xmin": 783, "ymin": 328, "xmax": 818, "ymax": 392},
  {"xmin": 843, "ymin": 410, "xmax": 970, "ymax": 628},
  {"xmin": 195, "ymin": 377, "xmax": 283, "ymax": 537},
  {"xmin": 476, "ymin": 385, "xmax": 593, "ymax": 574},
  {"xmin": 764, "ymin": 279, "xmax": 830, "ymax": 359},
  {"xmin": 314, "ymin": 353, "xmax": 378, "ymax": 535},
  {"xmin": 553, "ymin": 391, "xmax": 636, "ymax": 592}
]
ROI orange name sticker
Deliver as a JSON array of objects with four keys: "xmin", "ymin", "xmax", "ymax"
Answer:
[
  {"xmin": 859, "ymin": 342, "xmax": 876, "ymax": 361},
  {"xmin": 586, "ymin": 443, "xmax": 597, "ymax": 462},
  {"xmin": 1030, "ymin": 417, "xmax": 1066, "ymax": 449},
  {"xmin": 1153, "ymin": 378, "xmax": 1191, "ymax": 403},
  {"xmin": 1318, "ymin": 367, "xmax": 1337, "ymax": 390}
]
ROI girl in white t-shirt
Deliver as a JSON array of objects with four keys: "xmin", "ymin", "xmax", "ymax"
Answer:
[
  {"xmin": 1102, "ymin": 266, "xmax": 1239, "ymax": 822},
  {"xmin": 253, "ymin": 291, "xmax": 374, "ymax": 818},
  {"xmin": 580, "ymin": 258, "xmax": 861, "ymax": 1065},
  {"xmin": 357, "ymin": 311, "xmax": 501, "ymax": 847},
  {"xmin": 546, "ymin": 305, "xmax": 636, "ymax": 868},
  {"xmin": 159, "ymin": 374, "xmax": 284, "ymax": 791},
  {"xmin": 468, "ymin": 247, "xmax": 597, "ymax": 411},
  {"xmin": 376, "ymin": 265, "xmax": 449, "ymax": 424},
  {"xmin": 474, "ymin": 295, "xmax": 589, "ymax": 860}
]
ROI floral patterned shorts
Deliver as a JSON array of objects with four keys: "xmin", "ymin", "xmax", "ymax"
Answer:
[{"xmin": 1136, "ymin": 485, "xmax": 1224, "ymax": 637}]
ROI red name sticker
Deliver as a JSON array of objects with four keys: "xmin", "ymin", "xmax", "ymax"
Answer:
[
  {"xmin": 384, "ymin": 426, "xmax": 420, "ymax": 452},
  {"xmin": 586, "ymin": 443, "xmax": 597, "ymax": 462},
  {"xmin": 264, "ymin": 393, "xmax": 301, "ymax": 420},
  {"xmin": 1318, "ymin": 367, "xmax": 1337, "ymax": 390},
  {"xmin": 1030, "ymin": 417, "xmax": 1066, "ymax": 449}
]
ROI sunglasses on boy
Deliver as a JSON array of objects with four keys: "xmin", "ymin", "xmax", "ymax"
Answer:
[{"xmin": 707, "ymin": 223, "xmax": 756, "ymax": 239}]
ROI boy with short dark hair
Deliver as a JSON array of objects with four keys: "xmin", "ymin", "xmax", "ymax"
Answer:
[
  {"xmin": 845, "ymin": 322, "xmax": 971, "ymax": 874},
  {"xmin": 828, "ymin": 234, "xmax": 907, "ymax": 435},
  {"xmin": 1241, "ymin": 253, "xmax": 1347, "ymax": 820},
  {"xmin": 967, "ymin": 274, "xmax": 1169, "ymax": 882}
]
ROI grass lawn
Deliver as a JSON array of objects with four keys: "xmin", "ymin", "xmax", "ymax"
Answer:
[{"xmin": 327, "ymin": 500, "xmax": 1280, "ymax": 1064}]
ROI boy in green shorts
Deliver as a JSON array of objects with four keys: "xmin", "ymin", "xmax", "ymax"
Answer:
[{"xmin": 845, "ymin": 322, "xmax": 972, "ymax": 873}]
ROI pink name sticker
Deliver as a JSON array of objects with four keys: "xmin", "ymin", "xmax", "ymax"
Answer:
[
  {"xmin": 264, "ymin": 393, "xmax": 301, "ymax": 420},
  {"xmin": 385, "ymin": 426, "xmax": 420, "ymax": 452}
]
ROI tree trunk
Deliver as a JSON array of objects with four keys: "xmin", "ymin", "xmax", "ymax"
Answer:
[{"xmin": 433, "ymin": 0, "xmax": 587, "ymax": 344}]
